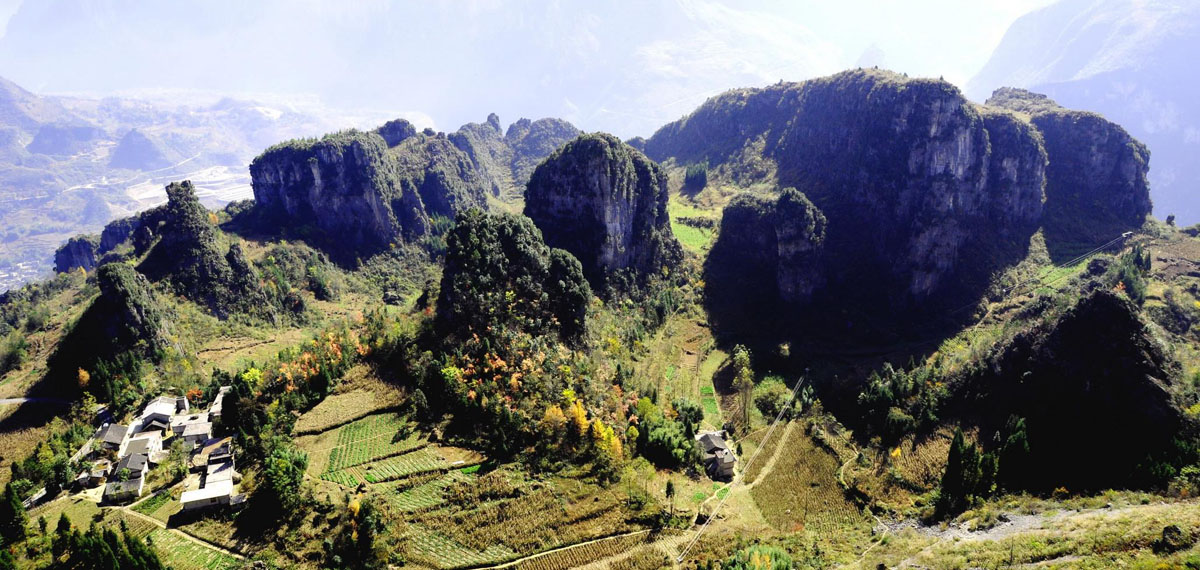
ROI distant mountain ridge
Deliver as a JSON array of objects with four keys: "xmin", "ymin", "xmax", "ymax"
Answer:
[{"xmin": 968, "ymin": 0, "xmax": 1200, "ymax": 225}]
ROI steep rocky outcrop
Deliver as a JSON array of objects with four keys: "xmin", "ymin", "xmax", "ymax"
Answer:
[
  {"xmin": 504, "ymin": 117, "xmax": 581, "ymax": 185},
  {"xmin": 657, "ymin": 70, "xmax": 1048, "ymax": 329},
  {"xmin": 47, "ymin": 261, "xmax": 174, "ymax": 389},
  {"xmin": 392, "ymin": 132, "xmax": 488, "ymax": 220},
  {"xmin": 524, "ymin": 133, "xmax": 682, "ymax": 291},
  {"xmin": 250, "ymin": 127, "xmax": 493, "ymax": 257},
  {"xmin": 448, "ymin": 113, "xmax": 511, "ymax": 197},
  {"xmin": 988, "ymin": 88, "xmax": 1151, "ymax": 257},
  {"xmin": 250, "ymin": 130, "xmax": 431, "ymax": 253},
  {"xmin": 53, "ymin": 235, "xmax": 98, "ymax": 273},
  {"xmin": 375, "ymin": 118, "xmax": 417, "ymax": 147},
  {"xmin": 951, "ymin": 290, "xmax": 1186, "ymax": 490},
  {"xmin": 705, "ymin": 189, "xmax": 825, "ymax": 316},
  {"xmin": 448, "ymin": 114, "xmax": 581, "ymax": 198},
  {"xmin": 139, "ymin": 181, "xmax": 272, "ymax": 320},
  {"xmin": 93, "ymin": 262, "xmax": 173, "ymax": 353}
]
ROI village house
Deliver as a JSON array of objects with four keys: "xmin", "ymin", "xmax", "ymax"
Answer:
[
  {"xmin": 121, "ymin": 432, "xmax": 163, "ymax": 462},
  {"xmin": 103, "ymin": 453, "xmax": 148, "ymax": 502},
  {"xmin": 209, "ymin": 386, "xmax": 231, "ymax": 419},
  {"xmin": 181, "ymin": 437, "xmax": 240, "ymax": 511},
  {"xmin": 96, "ymin": 423, "xmax": 128, "ymax": 452},
  {"xmin": 170, "ymin": 412, "xmax": 209, "ymax": 436},
  {"xmin": 696, "ymin": 431, "xmax": 737, "ymax": 480},
  {"xmin": 86, "ymin": 459, "xmax": 111, "ymax": 487}
]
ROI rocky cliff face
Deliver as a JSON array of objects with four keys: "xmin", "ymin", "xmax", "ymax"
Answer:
[
  {"xmin": 250, "ymin": 125, "xmax": 497, "ymax": 257},
  {"xmin": 53, "ymin": 235, "xmax": 98, "ymax": 273},
  {"xmin": 524, "ymin": 133, "xmax": 681, "ymax": 290},
  {"xmin": 659, "ymin": 70, "xmax": 1048, "ymax": 325},
  {"xmin": 448, "ymin": 114, "xmax": 581, "ymax": 198},
  {"xmin": 988, "ymin": 88, "xmax": 1151, "ymax": 257},
  {"xmin": 94, "ymin": 261, "xmax": 173, "ymax": 352},
  {"xmin": 393, "ymin": 132, "xmax": 488, "ymax": 219},
  {"xmin": 250, "ymin": 130, "xmax": 431, "ymax": 253},
  {"xmin": 705, "ymin": 189, "xmax": 825, "ymax": 312}
]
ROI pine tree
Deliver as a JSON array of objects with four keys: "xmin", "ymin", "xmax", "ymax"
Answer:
[{"xmin": 0, "ymin": 482, "xmax": 27, "ymax": 545}]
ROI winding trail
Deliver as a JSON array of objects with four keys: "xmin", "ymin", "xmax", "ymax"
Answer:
[{"xmin": 484, "ymin": 529, "xmax": 653, "ymax": 569}]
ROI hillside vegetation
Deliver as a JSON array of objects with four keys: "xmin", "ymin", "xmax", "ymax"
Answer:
[{"xmin": 0, "ymin": 69, "xmax": 1198, "ymax": 569}]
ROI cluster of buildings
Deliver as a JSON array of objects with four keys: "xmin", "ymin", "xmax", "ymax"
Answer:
[{"xmin": 83, "ymin": 387, "xmax": 240, "ymax": 510}]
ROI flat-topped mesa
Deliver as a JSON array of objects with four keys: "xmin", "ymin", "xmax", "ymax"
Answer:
[
  {"xmin": 524, "ymin": 132, "xmax": 682, "ymax": 292},
  {"xmin": 987, "ymin": 87, "xmax": 1151, "ymax": 252}
]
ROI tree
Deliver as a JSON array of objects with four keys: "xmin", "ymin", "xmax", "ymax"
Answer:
[
  {"xmin": 665, "ymin": 480, "xmax": 676, "ymax": 516},
  {"xmin": 0, "ymin": 482, "xmax": 27, "ymax": 545},
  {"xmin": 732, "ymin": 345, "xmax": 754, "ymax": 430},
  {"xmin": 262, "ymin": 443, "xmax": 308, "ymax": 516},
  {"xmin": 754, "ymin": 377, "xmax": 791, "ymax": 420}
]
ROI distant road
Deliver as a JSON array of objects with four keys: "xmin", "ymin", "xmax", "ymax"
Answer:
[{"xmin": 0, "ymin": 397, "xmax": 70, "ymax": 406}]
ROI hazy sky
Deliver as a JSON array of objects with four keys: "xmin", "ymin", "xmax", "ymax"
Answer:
[{"xmin": 0, "ymin": 0, "xmax": 1056, "ymax": 138}]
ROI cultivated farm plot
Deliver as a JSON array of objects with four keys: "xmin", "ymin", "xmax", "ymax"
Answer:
[
  {"xmin": 750, "ymin": 430, "xmax": 867, "ymax": 535},
  {"xmin": 409, "ymin": 526, "xmax": 518, "ymax": 568},
  {"xmin": 383, "ymin": 471, "xmax": 472, "ymax": 512},
  {"xmin": 322, "ymin": 446, "xmax": 478, "ymax": 487},
  {"xmin": 299, "ymin": 411, "xmax": 426, "ymax": 475},
  {"xmin": 325, "ymin": 413, "xmax": 425, "ymax": 471},
  {"xmin": 404, "ymin": 477, "xmax": 640, "ymax": 569},
  {"xmin": 512, "ymin": 531, "xmax": 657, "ymax": 570},
  {"xmin": 147, "ymin": 528, "xmax": 240, "ymax": 570}
]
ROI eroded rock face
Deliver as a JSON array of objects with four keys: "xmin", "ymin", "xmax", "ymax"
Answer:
[
  {"xmin": 250, "ymin": 130, "xmax": 430, "ymax": 252},
  {"xmin": 989, "ymin": 88, "xmax": 1150, "ymax": 252},
  {"xmin": 656, "ymin": 69, "xmax": 1051, "ymax": 325},
  {"xmin": 53, "ymin": 235, "xmax": 98, "ymax": 273},
  {"xmin": 706, "ymin": 188, "xmax": 826, "ymax": 312},
  {"xmin": 448, "ymin": 114, "xmax": 581, "ymax": 198},
  {"xmin": 524, "ymin": 133, "xmax": 681, "ymax": 290}
]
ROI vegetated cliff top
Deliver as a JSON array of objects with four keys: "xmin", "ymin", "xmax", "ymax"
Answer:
[{"xmin": 524, "ymin": 132, "xmax": 681, "ymax": 293}]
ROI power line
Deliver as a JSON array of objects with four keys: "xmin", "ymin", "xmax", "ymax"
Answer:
[{"xmin": 676, "ymin": 372, "xmax": 808, "ymax": 563}]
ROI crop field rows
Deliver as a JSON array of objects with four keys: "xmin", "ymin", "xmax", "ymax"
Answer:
[
  {"xmin": 512, "ymin": 531, "xmax": 656, "ymax": 570},
  {"xmin": 750, "ymin": 430, "xmax": 867, "ymax": 536},
  {"xmin": 383, "ymin": 471, "xmax": 473, "ymax": 512},
  {"xmin": 409, "ymin": 525, "xmax": 519, "ymax": 568},
  {"xmin": 325, "ymin": 412, "xmax": 425, "ymax": 471},
  {"xmin": 404, "ymin": 482, "xmax": 638, "ymax": 569},
  {"xmin": 322, "ymin": 446, "xmax": 461, "ymax": 486},
  {"xmin": 147, "ymin": 528, "xmax": 241, "ymax": 570}
]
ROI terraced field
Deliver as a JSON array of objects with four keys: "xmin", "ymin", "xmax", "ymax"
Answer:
[
  {"xmin": 322, "ymin": 446, "xmax": 458, "ymax": 486},
  {"xmin": 382, "ymin": 471, "xmax": 473, "ymax": 512},
  {"xmin": 147, "ymin": 528, "xmax": 241, "ymax": 570},
  {"xmin": 399, "ymin": 475, "xmax": 642, "ymax": 569},
  {"xmin": 750, "ymin": 429, "xmax": 867, "ymax": 535},
  {"xmin": 409, "ymin": 526, "xmax": 519, "ymax": 568},
  {"xmin": 298, "ymin": 411, "xmax": 426, "ymax": 475}
]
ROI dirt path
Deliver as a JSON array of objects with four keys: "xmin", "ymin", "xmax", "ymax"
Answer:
[
  {"xmin": 576, "ymin": 531, "xmax": 691, "ymax": 570},
  {"xmin": 740, "ymin": 421, "xmax": 796, "ymax": 491},
  {"xmin": 0, "ymin": 397, "xmax": 69, "ymax": 406},
  {"xmin": 115, "ymin": 507, "xmax": 246, "ymax": 561},
  {"xmin": 484, "ymin": 529, "xmax": 653, "ymax": 569}
]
